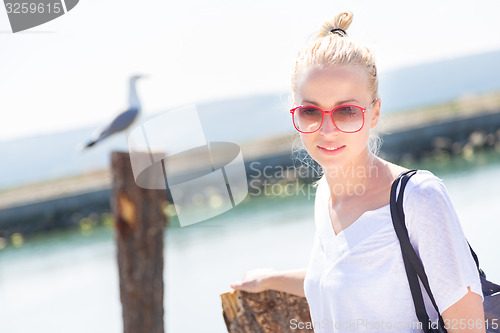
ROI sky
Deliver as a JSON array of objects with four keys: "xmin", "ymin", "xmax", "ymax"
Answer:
[{"xmin": 0, "ymin": 0, "xmax": 499, "ymax": 142}]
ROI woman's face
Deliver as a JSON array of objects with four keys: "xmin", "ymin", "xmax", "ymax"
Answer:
[{"xmin": 295, "ymin": 65, "xmax": 380, "ymax": 170}]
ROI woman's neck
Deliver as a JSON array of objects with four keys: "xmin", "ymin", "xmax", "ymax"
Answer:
[{"xmin": 324, "ymin": 149, "xmax": 381, "ymax": 207}]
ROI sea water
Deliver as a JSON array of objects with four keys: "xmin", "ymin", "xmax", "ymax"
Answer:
[{"xmin": 0, "ymin": 154, "xmax": 499, "ymax": 333}]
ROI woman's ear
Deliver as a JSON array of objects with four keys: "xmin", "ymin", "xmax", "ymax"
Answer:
[{"xmin": 370, "ymin": 98, "xmax": 381, "ymax": 128}]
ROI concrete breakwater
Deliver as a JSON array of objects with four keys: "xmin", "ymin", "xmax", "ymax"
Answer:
[
  {"xmin": 378, "ymin": 108, "xmax": 500, "ymax": 163},
  {"xmin": 0, "ymin": 171, "xmax": 112, "ymax": 240},
  {"xmin": 1, "ymin": 100, "xmax": 500, "ymax": 240}
]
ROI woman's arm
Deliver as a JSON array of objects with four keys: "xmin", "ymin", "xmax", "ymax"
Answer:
[
  {"xmin": 404, "ymin": 173, "xmax": 486, "ymax": 332},
  {"xmin": 441, "ymin": 286, "xmax": 485, "ymax": 333},
  {"xmin": 231, "ymin": 268, "xmax": 307, "ymax": 297}
]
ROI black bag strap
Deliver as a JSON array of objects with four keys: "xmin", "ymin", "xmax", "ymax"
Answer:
[
  {"xmin": 394, "ymin": 171, "xmax": 444, "ymax": 309},
  {"xmin": 467, "ymin": 242, "xmax": 485, "ymax": 279},
  {"xmin": 390, "ymin": 170, "xmax": 447, "ymax": 332}
]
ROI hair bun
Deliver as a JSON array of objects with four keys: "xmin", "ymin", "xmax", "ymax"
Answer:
[{"xmin": 316, "ymin": 11, "xmax": 354, "ymax": 39}]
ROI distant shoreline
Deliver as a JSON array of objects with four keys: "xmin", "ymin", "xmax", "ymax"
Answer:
[
  {"xmin": 2, "ymin": 90, "xmax": 500, "ymax": 203},
  {"xmin": 1, "ymin": 90, "xmax": 500, "ymax": 238}
]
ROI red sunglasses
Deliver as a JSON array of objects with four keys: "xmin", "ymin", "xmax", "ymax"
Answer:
[{"xmin": 290, "ymin": 99, "xmax": 377, "ymax": 134}]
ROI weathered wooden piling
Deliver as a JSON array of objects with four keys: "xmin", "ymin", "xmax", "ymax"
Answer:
[
  {"xmin": 110, "ymin": 152, "xmax": 167, "ymax": 333},
  {"xmin": 221, "ymin": 290, "xmax": 312, "ymax": 333}
]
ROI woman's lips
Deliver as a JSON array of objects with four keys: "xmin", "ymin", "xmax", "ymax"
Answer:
[{"xmin": 317, "ymin": 145, "xmax": 346, "ymax": 155}]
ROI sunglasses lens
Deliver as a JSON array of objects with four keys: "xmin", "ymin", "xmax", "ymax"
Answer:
[
  {"xmin": 332, "ymin": 106, "xmax": 363, "ymax": 132},
  {"xmin": 294, "ymin": 106, "xmax": 323, "ymax": 133}
]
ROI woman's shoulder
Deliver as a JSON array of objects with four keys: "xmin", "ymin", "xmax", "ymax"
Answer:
[
  {"xmin": 403, "ymin": 169, "xmax": 453, "ymax": 211},
  {"xmin": 314, "ymin": 175, "xmax": 329, "ymax": 201},
  {"xmin": 404, "ymin": 169, "xmax": 446, "ymax": 195}
]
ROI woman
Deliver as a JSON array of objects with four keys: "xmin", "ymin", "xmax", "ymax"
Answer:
[{"xmin": 231, "ymin": 12, "xmax": 485, "ymax": 333}]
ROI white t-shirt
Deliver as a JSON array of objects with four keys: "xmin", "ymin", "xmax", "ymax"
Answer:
[{"xmin": 303, "ymin": 170, "xmax": 483, "ymax": 332}]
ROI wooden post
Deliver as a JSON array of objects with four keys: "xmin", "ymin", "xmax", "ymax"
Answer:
[
  {"xmin": 221, "ymin": 290, "xmax": 313, "ymax": 333},
  {"xmin": 111, "ymin": 152, "xmax": 167, "ymax": 333}
]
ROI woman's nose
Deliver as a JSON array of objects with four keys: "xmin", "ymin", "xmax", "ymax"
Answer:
[{"xmin": 320, "ymin": 113, "xmax": 340, "ymax": 135}]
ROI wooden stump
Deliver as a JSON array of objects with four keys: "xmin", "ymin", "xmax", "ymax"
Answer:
[
  {"xmin": 221, "ymin": 290, "xmax": 313, "ymax": 333},
  {"xmin": 111, "ymin": 152, "xmax": 168, "ymax": 333}
]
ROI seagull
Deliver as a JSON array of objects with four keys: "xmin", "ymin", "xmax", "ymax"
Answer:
[{"xmin": 81, "ymin": 74, "xmax": 146, "ymax": 150}]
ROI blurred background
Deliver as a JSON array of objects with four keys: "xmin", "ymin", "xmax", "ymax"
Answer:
[{"xmin": 1, "ymin": 0, "xmax": 500, "ymax": 332}]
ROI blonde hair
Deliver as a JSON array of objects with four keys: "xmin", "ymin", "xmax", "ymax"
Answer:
[
  {"xmin": 291, "ymin": 11, "xmax": 379, "ymax": 104},
  {"xmin": 290, "ymin": 11, "xmax": 382, "ymax": 156}
]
